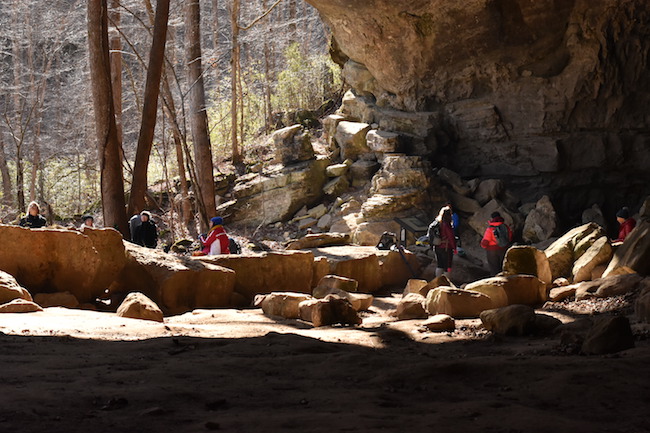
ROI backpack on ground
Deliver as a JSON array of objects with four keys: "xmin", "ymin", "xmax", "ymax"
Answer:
[
  {"xmin": 228, "ymin": 237, "xmax": 241, "ymax": 254},
  {"xmin": 427, "ymin": 220, "xmax": 442, "ymax": 247},
  {"xmin": 493, "ymin": 224, "xmax": 509, "ymax": 248}
]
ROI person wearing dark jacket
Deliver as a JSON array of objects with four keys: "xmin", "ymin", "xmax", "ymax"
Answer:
[
  {"xmin": 19, "ymin": 201, "xmax": 47, "ymax": 229},
  {"xmin": 133, "ymin": 210, "xmax": 158, "ymax": 248},
  {"xmin": 434, "ymin": 206, "xmax": 457, "ymax": 278},
  {"xmin": 480, "ymin": 211, "xmax": 513, "ymax": 275},
  {"xmin": 613, "ymin": 207, "xmax": 636, "ymax": 243}
]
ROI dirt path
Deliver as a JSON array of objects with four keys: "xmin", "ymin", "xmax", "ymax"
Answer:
[{"xmin": 1, "ymin": 304, "xmax": 649, "ymax": 433}]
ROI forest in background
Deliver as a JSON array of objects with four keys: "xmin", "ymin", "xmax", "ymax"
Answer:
[{"xmin": 0, "ymin": 0, "xmax": 340, "ymax": 234}]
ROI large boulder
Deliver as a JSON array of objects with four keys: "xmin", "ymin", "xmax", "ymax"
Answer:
[
  {"xmin": 603, "ymin": 220, "xmax": 650, "ymax": 277},
  {"xmin": 286, "ymin": 233, "xmax": 350, "ymax": 250},
  {"xmin": 581, "ymin": 316, "xmax": 635, "ymax": 355},
  {"xmin": 502, "ymin": 246, "xmax": 553, "ymax": 287},
  {"xmin": 465, "ymin": 275, "xmax": 547, "ymax": 307},
  {"xmin": 299, "ymin": 295, "xmax": 362, "ymax": 327},
  {"xmin": 0, "ymin": 270, "xmax": 33, "ymax": 304},
  {"xmin": 0, "ymin": 226, "xmax": 126, "ymax": 303},
  {"xmin": 396, "ymin": 293, "xmax": 428, "ymax": 320},
  {"xmin": 335, "ymin": 121, "xmax": 372, "ymax": 160},
  {"xmin": 480, "ymin": 305, "xmax": 537, "ymax": 336},
  {"xmin": 34, "ymin": 292, "xmax": 79, "ymax": 309},
  {"xmin": 261, "ymin": 292, "xmax": 312, "ymax": 319},
  {"xmin": 110, "ymin": 243, "xmax": 236, "ymax": 315},
  {"xmin": 425, "ymin": 287, "xmax": 493, "ymax": 318},
  {"xmin": 116, "ymin": 292, "xmax": 164, "ymax": 323},
  {"xmin": 473, "ymin": 179, "xmax": 503, "ymax": 206},
  {"xmin": 0, "ymin": 298, "xmax": 43, "ymax": 313},
  {"xmin": 221, "ymin": 158, "xmax": 329, "ymax": 225},
  {"xmin": 575, "ymin": 273, "xmax": 643, "ymax": 300},
  {"xmin": 468, "ymin": 199, "xmax": 521, "ymax": 237},
  {"xmin": 269, "ymin": 124, "xmax": 315, "ymax": 165},
  {"xmin": 522, "ymin": 195, "xmax": 557, "ymax": 243},
  {"xmin": 572, "ymin": 237, "xmax": 613, "ymax": 283},
  {"xmin": 200, "ymin": 251, "xmax": 314, "ymax": 301},
  {"xmin": 366, "ymin": 129, "xmax": 402, "ymax": 156},
  {"xmin": 544, "ymin": 223, "xmax": 606, "ymax": 280},
  {"xmin": 313, "ymin": 275, "xmax": 359, "ymax": 297}
]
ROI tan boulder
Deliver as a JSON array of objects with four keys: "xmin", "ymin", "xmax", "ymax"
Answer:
[
  {"xmin": 572, "ymin": 237, "xmax": 613, "ymax": 283},
  {"xmin": 463, "ymin": 278, "xmax": 509, "ymax": 308},
  {"xmin": 313, "ymin": 275, "xmax": 359, "ymax": 298},
  {"xmin": 425, "ymin": 287, "xmax": 493, "ymax": 318},
  {"xmin": 0, "ymin": 226, "xmax": 127, "ymax": 303},
  {"xmin": 116, "ymin": 292, "xmax": 164, "ymax": 323},
  {"xmin": 603, "ymin": 220, "xmax": 650, "ymax": 277},
  {"xmin": 468, "ymin": 199, "xmax": 521, "ymax": 237},
  {"xmin": 313, "ymin": 282, "xmax": 373, "ymax": 311},
  {"xmin": 522, "ymin": 195, "xmax": 557, "ymax": 243},
  {"xmin": 286, "ymin": 233, "xmax": 350, "ymax": 250},
  {"xmin": 502, "ymin": 246, "xmax": 552, "ymax": 286},
  {"xmin": 0, "ymin": 298, "xmax": 43, "ymax": 313},
  {"xmin": 299, "ymin": 295, "xmax": 362, "ymax": 327},
  {"xmin": 403, "ymin": 279, "xmax": 428, "ymax": 296},
  {"xmin": 421, "ymin": 314, "xmax": 455, "ymax": 332},
  {"xmin": 575, "ymin": 273, "xmax": 643, "ymax": 300},
  {"xmin": 335, "ymin": 121, "xmax": 371, "ymax": 161},
  {"xmin": 420, "ymin": 275, "xmax": 456, "ymax": 296},
  {"xmin": 262, "ymin": 292, "xmax": 313, "ymax": 319},
  {"xmin": 111, "ymin": 243, "xmax": 236, "ymax": 315},
  {"xmin": 466, "ymin": 274, "xmax": 546, "ymax": 306},
  {"xmin": 378, "ymin": 249, "xmax": 421, "ymax": 288},
  {"xmin": 549, "ymin": 284, "xmax": 579, "ymax": 302},
  {"xmin": 201, "ymin": 251, "xmax": 313, "ymax": 301},
  {"xmin": 34, "ymin": 292, "xmax": 80, "ymax": 308},
  {"xmin": 396, "ymin": 293, "xmax": 427, "ymax": 320},
  {"xmin": 473, "ymin": 179, "xmax": 503, "ymax": 205},
  {"xmin": 544, "ymin": 223, "xmax": 605, "ymax": 280},
  {"xmin": 0, "ymin": 270, "xmax": 33, "ymax": 304},
  {"xmin": 480, "ymin": 305, "xmax": 537, "ymax": 336}
]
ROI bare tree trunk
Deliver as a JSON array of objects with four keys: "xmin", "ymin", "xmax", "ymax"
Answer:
[
  {"xmin": 127, "ymin": 0, "xmax": 170, "ymax": 216},
  {"xmin": 12, "ymin": 1, "xmax": 25, "ymax": 211},
  {"xmin": 0, "ymin": 140, "xmax": 12, "ymax": 204},
  {"xmin": 87, "ymin": 0, "xmax": 129, "ymax": 237},
  {"xmin": 186, "ymin": 0, "xmax": 216, "ymax": 231},
  {"xmin": 230, "ymin": 0, "xmax": 243, "ymax": 166},
  {"xmin": 109, "ymin": 0, "xmax": 123, "ymax": 146}
]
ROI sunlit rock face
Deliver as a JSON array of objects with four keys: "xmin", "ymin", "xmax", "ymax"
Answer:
[{"xmin": 307, "ymin": 0, "xmax": 650, "ymax": 219}]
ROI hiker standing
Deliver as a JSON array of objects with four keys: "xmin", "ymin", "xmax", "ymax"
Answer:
[
  {"xmin": 480, "ymin": 211, "xmax": 513, "ymax": 275},
  {"xmin": 79, "ymin": 215, "xmax": 95, "ymax": 231},
  {"xmin": 199, "ymin": 217, "xmax": 230, "ymax": 255},
  {"xmin": 132, "ymin": 211, "xmax": 158, "ymax": 248},
  {"xmin": 19, "ymin": 201, "xmax": 47, "ymax": 229},
  {"xmin": 431, "ymin": 206, "xmax": 456, "ymax": 278}
]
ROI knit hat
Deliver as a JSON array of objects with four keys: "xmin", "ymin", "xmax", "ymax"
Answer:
[
  {"xmin": 616, "ymin": 207, "xmax": 630, "ymax": 219},
  {"xmin": 491, "ymin": 211, "xmax": 502, "ymax": 219},
  {"xmin": 211, "ymin": 216, "xmax": 223, "ymax": 226},
  {"xmin": 82, "ymin": 215, "xmax": 94, "ymax": 222}
]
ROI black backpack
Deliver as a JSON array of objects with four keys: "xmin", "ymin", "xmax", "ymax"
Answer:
[
  {"xmin": 493, "ymin": 224, "xmax": 510, "ymax": 248},
  {"xmin": 228, "ymin": 237, "xmax": 241, "ymax": 254},
  {"xmin": 427, "ymin": 220, "xmax": 442, "ymax": 247}
]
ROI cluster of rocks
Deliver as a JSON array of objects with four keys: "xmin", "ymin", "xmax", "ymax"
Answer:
[{"xmin": 254, "ymin": 275, "xmax": 373, "ymax": 327}]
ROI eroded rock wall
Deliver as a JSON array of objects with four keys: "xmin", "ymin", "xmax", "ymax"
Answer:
[{"xmin": 306, "ymin": 0, "xmax": 650, "ymax": 220}]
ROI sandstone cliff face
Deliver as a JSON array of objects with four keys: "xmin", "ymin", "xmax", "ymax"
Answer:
[{"xmin": 306, "ymin": 0, "xmax": 650, "ymax": 219}]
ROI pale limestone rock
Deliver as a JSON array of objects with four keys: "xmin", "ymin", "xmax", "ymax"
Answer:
[
  {"xmin": 480, "ymin": 305, "xmax": 537, "ymax": 336},
  {"xmin": 0, "ymin": 298, "xmax": 42, "ymax": 313},
  {"xmin": 425, "ymin": 287, "xmax": 493, "ymax": 318},
  {"xmin": 572, "ymin": 237, "xmax": 613, "ymax": 283},
  {"xmin": 335, "ymin": 121, "xmax": 371, "ymax": 161},
  {"xmin": 502, "ymin": 246, "xmax": 553, "ymax": 287},
  {"xmin": 396, "ymin": 293, "xmax": 427, "ymax": 320},
  {"xmin": 522, "ymin": 195, "xmax": 558, "ymax": 243},
  {"xmin": 116, "ymin": 292, "xmax": 164, "ymax": 323},
  {"xmin": 261, "ymin": 292, "xmax": 313, "ymax": 319},
  {"xmin": 326, "ymin": 163, "xmax": 349, "ymax": 178},
  {"xmin": 421, "ymin": 314, "xmax": 455, "ymax": 332}
]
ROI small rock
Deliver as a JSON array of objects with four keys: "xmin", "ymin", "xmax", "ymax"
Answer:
[
  {"xmin": 421, "ymin": 314, "xmax": 455, "ymax": 332},
  {"xmin": 396, "ymin": 293, "xmax": 427, "ymax": 320},
  {"xmin": 116, "ymin": 292, "xmax": 164, "ymax": 323},
  {"xmin": 261, "ymin": 292, "xmax": 312, "ymax": 319},
  {"xmin": 480, "ymin": 305, "xmax": 537, "ymax": 336},
  {"xmin": 581, "ymin": 316, "xmax": 635, "ymax": 355}
]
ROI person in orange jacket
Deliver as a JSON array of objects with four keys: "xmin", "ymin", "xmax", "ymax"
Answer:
[
  {"xmin": 200, "ymin": 217, "xmax": 231, "ymax": 255},
  {"xmin": 480, "ymin": 212, "xmax": 513, "ymax": 275},
  {"xmin": 613, "ymin": 207, "xmax": 636, "ymax": 244}
]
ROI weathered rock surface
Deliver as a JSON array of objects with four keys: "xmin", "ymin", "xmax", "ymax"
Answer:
[
  {"xmin": 269, "ymin": 124, "xmax": 314, "ymax": 165},
  {"xmin": 465, "ymin": 275, "xmax": 547, "ymax": 307},
  {"xmin": 480, "ymin": 305, "xmax": 537, "ymax": 336},
  {"xmin": 299, "ymin": 294, "xmax": 362, "ymax": 327},
  {"xmin": 34, "ymin": 292, "xmax": 80, "ymax": 309},
  {"xmin": 0, "ymin": 226, "xmax": 126, "ymax": 303},
  {"xmin": 403, "ymin": 279, "xmax": 428, "ymax": 296},
  {"xmin": 581, "ymin": 316, "xmax": 635, "ymax": 355},
  {"xmin": 544, "ymin": 223, "xmax": 606, "ymax": 280},
  {"xmin": 116, "ymin": 292, "xmax": 164, "ymax": 323},
  {"xmin": 396, "ymin": 293, "xmax": 427, "ymax": 320},
  {"xmin": 286, "ymin": 233, "xmax": 350, "ymax": 250},
  {"xmin": 111, "ymin": 243, "xmax": 236, "ymax": 315},
  {"xmin": 421, "ymin": 314, "xmax": 455, "ymax": 332},
  {"xmin": 572, "ymin": 237, "xmax": 613, "ymax": 283},
  {"xmin": 502, "ymin": 246, "xmax": 552, "ymax": 287},
  {"xmin": 0, "ymin": 270, "xmax": 33, "ymax": 305},
  {"xmin": 313, "ymin": 275, "xmax": 359, "ymax": 298},
  {"xmin": 0, "ymin": 298, "xmax": 42, "ymax": 313},
  {"xmin": 603, "ymin": 220, "xmax": 650, "ymax": 277},
  {"xmin": 575, "ymin": 274, "xmax": 643, "ymax": 300},
  {"xmin": 335, "ymin": 121, "xmax": 371, "ymax": 161},
  {"xmin": 200, "ymin": 251, "xmax": 314, "ymax": 301},
  {"xmin": 261, "ymin": 292, "xmax": 313, "ymax": 319},
  {"xmin": 425, "ymin": 287, "xmax": 493, "ymax": 318},
  {"xmin": 522, "ymin": 196, "xmax": 557, "ymax": 243}
]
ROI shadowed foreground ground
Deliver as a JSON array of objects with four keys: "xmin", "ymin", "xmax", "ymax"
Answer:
[{"xmin": 1, "ymin": 308, "xmax": 649, "ymax": 433}]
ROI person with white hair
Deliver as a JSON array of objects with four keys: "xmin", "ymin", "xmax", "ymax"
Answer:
[{"xmin": 19, "ymin": 201, "xmax": 47, "ymax": 229}]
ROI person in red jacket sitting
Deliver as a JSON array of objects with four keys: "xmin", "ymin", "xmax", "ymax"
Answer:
[
  {"xmin": 613, "ymin": 207, "xmax": 636, "ymax": 244},
  {"xmin": 200, "ymin": 217, "xmax": 230, "ymax": 255},
  {"xmin": 480, "ymin": 212, "xmax": 513, "ymax": 275}
]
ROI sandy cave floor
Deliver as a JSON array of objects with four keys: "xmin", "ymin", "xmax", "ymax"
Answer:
[{"xmin": 1, "ymin": 297, "xmax": 650, "ymax": 433}]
